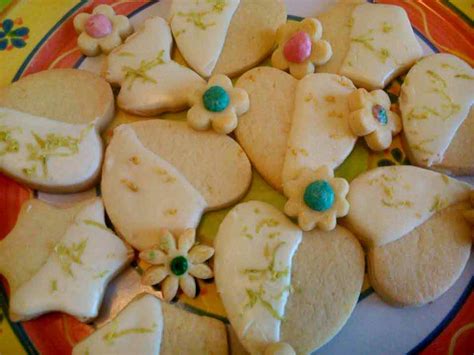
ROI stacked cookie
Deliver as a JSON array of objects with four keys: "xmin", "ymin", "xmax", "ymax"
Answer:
[{"xmin": 0, "ymin": 1, "xmax": 472, "ymax": 354}]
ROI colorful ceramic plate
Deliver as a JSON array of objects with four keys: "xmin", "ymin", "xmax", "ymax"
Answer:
[{"xmin": 0, "ymin": 1, "xmax": 473, "ymax": 354}]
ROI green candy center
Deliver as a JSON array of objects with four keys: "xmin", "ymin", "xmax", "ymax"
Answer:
[
  {"xmin": 203, "ymin": 85, "xmax": 230, "ymax": 112},
  {"xmin": 170, "ymin": 256, "xmax": 189, "ymax": 276},
  {"xmin": 303, "ymin": 180, "xmax": 335, "ymax": 212}
]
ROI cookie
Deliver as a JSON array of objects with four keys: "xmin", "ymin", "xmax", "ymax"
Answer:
[
  {"xmin": 235, "ymin": 68, "xmax": 358, "ymax": 193},
  {"xmin": 318, "ymin": 2, "xmax": 423, "ymax": 90},
  {"xmin": 0, "ymin": 68, "xmax": 114, "ymax": 193},
  {"xmin": 101, "ymin": 120, "xmax": 251, "ymax": 251},
  {"xmin": 214, "ymin": 201, "xmax": 364, "ymax": 354},
  {"xmin": 170, "ymin": 0, "xmax": 286, "ymax": 78},
  {"xmin": 73, "ymin": 294, "xmax": 228, "ymax": 355},
  {"xmin": 213, "ymin": 0, "xmax": 286, "ymax": 78},
  {"xmin": 368, "ymin": 202, "xmax": 472, "ymax": 307},
  {"xmin": 105, "ymin": 16, "xmax": 205, "ymax": 116},
  {"xmin": 235, "ymin": 67, "xmax": 297, "ymax": 191},
  {"xmin": 74, "ymin": 4, "xmax": 133, "ymax": 57},
  {"xmin": 345, "ymin": 165, "xmax": 471, "ymax": 248},
  {"xmin": 0, "ymin": 198, "xmax": 131, "ymax": 322},
  {"xmin": 399, "ymin": 53, "xmax": 474, "ymax": 175}
]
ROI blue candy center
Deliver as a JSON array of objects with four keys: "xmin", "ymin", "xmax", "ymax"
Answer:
[
  {"xmin": 203, "ymin": 86, "xmax": 230, "ymax": 112},
  {"xmin": 303, "ymin": 180, "xmax": 335, "ymax": 212},
  {"xmin": 372, "ymin": 104, "xmax": 388, "ymax": 125}
]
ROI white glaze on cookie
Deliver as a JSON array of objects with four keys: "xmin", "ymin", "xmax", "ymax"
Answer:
[
  {"xmin": 170, "ymin": 0, "xmax": 240, "ymax": 77},
  {"xmin": 102, "ymin": 125, "xmax": 207, "ymax": 251},
  {"xmin": 215, "ymin": 201, "xmax": 302, "ymax": 354},
  {"xmin": 346, "ymin": 165, "xmax": 471, "ymax": 247},
  {"xmin": 105, "ymin": 16, "xmax": 205, "ymax": 115},
  {"xmin": 400, "ymin": 53, "xmax": 474, "ymax": 167},
  {"xmin": 340, "ymin": 3, "xmax": 422, "ymax": 90},
  {"xmin": 0, "ymin": 107, "xmax": 102, "ymax": 188},
  {"xmin": 9, "ymin": 199, "xmax": 129, "ymax": 321},
  {"xmin": 282, "ymin": 73, "xmax": 356, "ymax": 184},
  {"xmin": 73, "ymin": 295, "xmax": 163, "ymax": 355}
]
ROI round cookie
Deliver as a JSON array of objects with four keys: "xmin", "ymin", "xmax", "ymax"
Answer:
[
  {"xmin": 235, "ymin": 67, "xmax": 297, "ymax": 191},
  {"xmin": 368, "ymin": 202, "xmax": 472, "ymax": 306},
  {"xmin": 399, "ymin": 53, "xmax": 474, "ymax": 176}
]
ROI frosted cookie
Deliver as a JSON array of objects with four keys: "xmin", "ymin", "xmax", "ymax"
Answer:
[
  {"xmin": 235, "ymin": 68, "xmax": 357, "ymax": 192},
  {"xmin": 139, "ymin": 229, "xmax": 214, "ymax": 302},
  {"xmin": 368, "ymin": 202, "xmax": 471, "ymax": 307},
  {"xmin": 105, "ymin": 16, "xmax": 205, "ymax": 116},
  {"xmin": 171, "ymin": 0, "xmax": 286, "ymax": 78},
  {"xmin": 101, "ymin": 120, "xmax": 251, "ymax": 251},
  {"xmin": 345, "ymin": 165, "xmax": 471, "ymax": 247},
  {"xmin": 215, "ymin": 201, "xmax": 364, "ymax": 354},
  {"xmin": 187, "ymin": 74, "xmax": 249, "ymax": 134},
  {"xmin": 0, "ymin": 69, "xmax": 113, "ymax": 193},
  {"xmin": 318, "ymin": 2, "xmax": 423, "ymax": 90},
  {"xmin": 271, "ymin": 18, "xmax": 332, "ymax": 79},
  {"xmin": 74, "ymin": 4, "xmax": 133, "ymax": 56},
  {"xmin": 73, "ymin": 294, "xmax": 228, "ymax": 355},
  {"xmin": 399, "ymin": 53, "xmax": 474, "ymax": 175},
  {"xmin": 348, "ymin": 88, "xmax": 402, "ymax": 151},
  {"xmin": 0, "ymin": 198, "xmax": 131, "ymax": 322}
]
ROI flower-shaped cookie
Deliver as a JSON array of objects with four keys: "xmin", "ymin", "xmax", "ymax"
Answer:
[
  {"xmin": 283, "ymin": 166, "xmax": 349, "ymax": 231},
  {"xmin": 139, "ymin": 229, "xmax": 214, "ymax": 302},
  {"xmin": 271, "ymin": 18, "xmax": 332, "ymax": 79},
  {"xmin": 73, "ymin": 5, "xmax": 133, "ymax": 56},
  {"xmin": 348, "ymin": 88, "xmax": 402, "ymax": 151},
  {"xmin": 187, "ymin": 74, "xmax": 249, "ymax": 134},
  {"xmin": 463, "ymin": 190, "xmax": 474, "ymax": 224}
]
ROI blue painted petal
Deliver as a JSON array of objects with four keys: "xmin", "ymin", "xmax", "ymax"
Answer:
[
  {"xmin": 0, "ymin": 31, "xmax": 5, "ymax": 39},
  {"xmin": 11, "ymin": 37, "xmax": 26, "ymax": 48},
  {"xmin": 2, "ymin": 19, "xmax": 13, "ymax": 33},
  {"xmin": 11, "ymin": 27, "xmax": 29, "ymax": 37},
  {"xmin": 0, "ymin": 39, "xmax": 7, "ymax": 50}
]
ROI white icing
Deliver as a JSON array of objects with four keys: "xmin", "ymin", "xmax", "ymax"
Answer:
[
  {"xmin": 102, "ymin": 125, "xmax": 208, "ymax": 251},
  {"xmin": 117, "ymin": 61, "xmax": 205, "ymax": 115},
  {"xmin": 282, "ymin": 73, "xmax": 356, "ymax": 184},
  {"xmin": 10, "ymin": 199, "xmax": 129, "ymax": 321},
  {"xmin": 346, "ymin": 165, "xmax": 471, "ymax": 247},
  {"xmin": 170, "ymin": 0, "xmax": 240, "ymax": 77},
  {"xmin": 72, "ymin": 294, "xmax": 163, "ymax": 355},
  {"xmin": 0, "ymin": 107, "xmax": 102, "ymax": 188},
  {"xmin": 400, "ymin": 53, "xmax": 474, "ymax": 167},
  {"xmin": 340, "ymin": 3, "xmax": 422, "ymax": 90},
  {"xmin": 215, "ymin": 201, "xmax": 302, "ymax": 354},
  {"xmin": 106, "ymin": 16, "xmax": 172, "ymax": 85}
]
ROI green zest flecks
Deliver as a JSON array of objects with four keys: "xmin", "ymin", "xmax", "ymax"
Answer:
[
  {"xmin": 123, "ymin": 50, "xmax": 165, "ymax": 89},
  {"xmin": 83, "ymin": 219, "xmax": 109, "ymax": 231},
  {"xmin": 54, "ymin": 239, "xmax": 88, "ymax": 277},
  {"xmin": 94, "ymin": 270, "xmax": 110, "ymax": 279},
  {"xmin": 177, "ymin": 11, "xmax": 216, "ymax": 30},
  {"xmin": 208, "ymin": 0, "xmax": 227, "ymax": 13},
  {"xmin": 244, "ymin": 287, "xmax": 284, "ymax": 321},
  {"xmin": 0, "ymin": 126, "xmax": 20, "ymax": 156},
  {"xmin": 430, "ymin": 194, "xmax": 446, "ymax": 212},
  {"xmin": 351, "ymin": 28, "xmax": 391, "ymax": 63},
  {"xmin": 243, "ymin": 242, "xmax": 288, "ymax": 282},
  {"xmin": 454, "ymin": 73, "xmax": 474, "ymax": 80},
  {"xmin": 255, "ymin": 218, "xmax": 279, "ymax": 233},
  {"xmin": 170, "ymin": 255, "xmax": 189, "ymax": 276},
  {"xmin": 103, "ymin": 322, "xmax": 156, "ymax": 345},
  {"xmin": 50, "ymin": 279, "xmax": 58, "ymax": 293}
]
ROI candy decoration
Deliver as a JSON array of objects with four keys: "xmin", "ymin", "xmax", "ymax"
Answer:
[
  {"xmin": 304, "ymin": 180, "xmax": 335, "ymax": 212},
  {"xmin": 203, "ymin": 86, "xmax": 230, "ymax": 112},
  {"xmin": 85, "ymin": 14, "xmax": 112, "ymax": 38},
  {"xmin": 170, "ymin": 255, "xmax": 189, "ymax": 276},
  {"xmin": 372, "ymin": 104, "xmax": 388, "ymax": 125},
  {"xmin": 283, "ymin": 31, "xmax": 312, "ymax": 63}
]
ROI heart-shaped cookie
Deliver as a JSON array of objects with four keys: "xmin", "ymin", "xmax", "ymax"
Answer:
[{"xmin": 101, "ymin": 120, "xmax": 252, "ymax": 251}]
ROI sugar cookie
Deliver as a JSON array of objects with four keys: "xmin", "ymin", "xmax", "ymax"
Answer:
[{"xmin": 399, "ymin": 53, "xmax": 474, "ymax": 175}]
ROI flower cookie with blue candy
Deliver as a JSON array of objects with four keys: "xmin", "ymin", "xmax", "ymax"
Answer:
[{"xmin": 187, "ymin": 74, "xmax": 250, "ymax": 134}]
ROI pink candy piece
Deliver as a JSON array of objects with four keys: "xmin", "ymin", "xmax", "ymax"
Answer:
[
  {"xmin": 283, "ymin": 31, "xmax": 312, "ymax": 63},
  {"xmin": 85, "ymin": 14, "xmax": 113, "ymax": 38}
]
